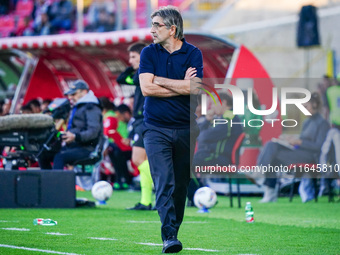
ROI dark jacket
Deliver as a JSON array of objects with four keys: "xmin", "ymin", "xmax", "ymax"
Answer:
[
  {"xmin": 117, "ymin": 66, "xmax": 144, "ymax": 121},
  {"xmin": 68, "ymin": 91, "xmax": 103, "ymax": 150},
  {"xmin": 194, "ymin": 110, "xmax": 243, "ymax": 165},
  {"xmin": 299, "ymin": 113, "xmax": 329, "ymax": 162}
]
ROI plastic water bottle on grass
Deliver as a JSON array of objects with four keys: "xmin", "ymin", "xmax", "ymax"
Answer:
[
  {"xmin": 33, "ymin": 218, "xmax": 57, "ymax": 226},
  {"xmin": 245, "ymin": 202, "xmax": 254, "ymax": 223}
]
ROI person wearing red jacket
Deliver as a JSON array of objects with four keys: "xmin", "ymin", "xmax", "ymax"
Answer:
[{"xmin": 100, "ymin": 97, "xmax": 133, "ymax": 189}]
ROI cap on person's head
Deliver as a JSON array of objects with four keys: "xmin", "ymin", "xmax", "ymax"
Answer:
[{"xmin": 64, "ymin": 80, "xmax": 89, "ymax": 95}]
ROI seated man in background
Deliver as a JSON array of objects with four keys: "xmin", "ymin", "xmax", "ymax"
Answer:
[
  {"xmin": 258, "ymin": 92, "xmax": 329, "ymax": 203},
  {"xmin": 107, "ymin": 104, "xmax": 134, "ymax": 189},
  {"xmin": 27, "ymin": 98, "xmax": 42, "ymax": 113},
  {"xmin": 193, "ymin": 93, "xmax": 243, "ymax": 168},
  {"xmin": 38, "ymin": 80, "xmax": 103, "ymax": 170},
  {"xmin": 100, "ymin": 97, "xmax": 134, "ymax": 189},
  {"xmin": 20, "ymin": 104, "xmax": 33, "ymax": 114},
  {"xmin": 190, "ymin": 93, "xmax": 243, "ymax": 205}
]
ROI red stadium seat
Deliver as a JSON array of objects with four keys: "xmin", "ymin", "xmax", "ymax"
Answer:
[
  {"xmin": 0, "ymin": 30, "xmax": 12, "ymax": 38},
  {"xmin": 0, "ymin": 15, "xmax": 15, "ymax": 28},
  {"xmin": 15, "ymin": 0, "xmax": 34, "ymax": 17},
  {"xmin": 157, "ymin": 0, "xmax": 182, "ymax": 8},
  {"xmin": 16, "ymin": 17, "xmax": 26, "ymax": 28},
  {"xmin": 0, "ymin": 15, "xmax": 15, "ymax": 38}
]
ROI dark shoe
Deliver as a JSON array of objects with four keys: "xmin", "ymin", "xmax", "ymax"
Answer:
[
  {"xmin": 126, "ymin": 203, "xmax": 152, "ymax": 210},
  {"xmin": 162, "ymin": 237, "xmax": 182, "ymax": 253}
]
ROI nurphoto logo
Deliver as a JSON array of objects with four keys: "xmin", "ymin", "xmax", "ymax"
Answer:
[{"xmin": 199, "ymin": 82, "xmax": 312, "ymax": 128}]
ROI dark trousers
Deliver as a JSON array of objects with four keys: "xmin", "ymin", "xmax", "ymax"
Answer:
[
  {"xmin": 143, "ymin": 122, "xmax": 199, "ymax": 241},
  {"xmin": 53, "ymin": 146, "xmax": 92, "ymax": 170},
  {"xmin": 108, "ymin": 143, "xmax": 132, "ymax": 185},
  {"xmin": 38, "ymin": 146, "xmax": 91, "ymax": 170},
  {"xmin": 187, "ymin": 178, "xmax": 203, "ymax": 204},
  {"xmin": 257, "ymin": 141, "xmax": 315, "ymax": 188}
]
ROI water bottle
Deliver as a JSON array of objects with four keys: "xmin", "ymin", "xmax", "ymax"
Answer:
[
  {"xmin": 245, "ymin": 202, "xmax": 254, "ymax": 223},
  {"xmin": 33, "ymin": 218, "xmax": 58, "ymax": 226}
]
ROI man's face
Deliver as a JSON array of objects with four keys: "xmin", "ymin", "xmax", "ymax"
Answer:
[
  {"xmin": 304, "ymin": 101, "xmax": 316, "ymax": 115},
  {"xmin": 150, "ymin": 16, "xmax": 170, "ymax": 44},
  {"xmin": 31, "ymin": 104, "xmax": 41, "ymax": 113},
  {"xmin": 68, "ymin": 89, "xmax": 86, "ymax": 104},
  {"xmin": 116, "ymin": 111, "xmax": 131, "ymax": 123},
  {"xmin": 129, "ymin": 51, "xmax": 140, "ymax": 70}
]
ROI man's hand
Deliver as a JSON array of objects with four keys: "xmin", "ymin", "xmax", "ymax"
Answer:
[
  {"xmin": 184, "ymin": 67, "xmax": 201, "ymax": 95},
  {"xmin": 62, "ymin": 131, "xmax": 76, "ymax": 144},
  {"xmin": 154, "ymin": 67, "xmax": 197, "ymax": 83},
  {"xmin": 286, "ymin": 136, "xmax": 302, "ymax": 146},
  {"xmin": 140, "ymin": 67, "xmax": 201, "ymax": 96},
  {"xmin": 289, "ymin": 139, "xmax": 302, "ymax": 146},
  {"xmin": 184, "ymin": 67, "xmax": 197, "ymax": 80}
]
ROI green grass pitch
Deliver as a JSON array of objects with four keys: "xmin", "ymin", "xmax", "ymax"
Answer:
[{"xmin": 0, "ymin": 190, "xmax": 339, "ymax": 254}]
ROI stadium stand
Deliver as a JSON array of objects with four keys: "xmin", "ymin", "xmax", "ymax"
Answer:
[
  {"xmin": 0, "ymin": 15, "xmax": 15, "ymax": 37},
  {"xmin": 15, "ymin": 0, "xmax": 34, "ymax": 17},
  {"xmin": 0, "ymin": 0, "xmax": 197, "ymax": 37}
]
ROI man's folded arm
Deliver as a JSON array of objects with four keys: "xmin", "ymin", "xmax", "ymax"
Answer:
[
  {"xmin": 140, "ymin": 73, "xmax": 181, "ymax": 97},
  {"xmin": 154, "ymin": 76, "xmax": 202, "ymax": 95}
]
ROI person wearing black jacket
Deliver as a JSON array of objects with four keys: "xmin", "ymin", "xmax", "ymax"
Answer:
[
  {"xmin": 38, "ymin": 80, "xmax": 103, "ymax": 170},
  {"xmin": 116, "ymin": 43, "xmax": 146, "ymax": 125},
  {"xmin": 193, "ymin": 93, "xmax": 243, "ymax": 167},
  {"xmin": 117, "ymin": 42, "xmax": 155, "ymax": 210}
]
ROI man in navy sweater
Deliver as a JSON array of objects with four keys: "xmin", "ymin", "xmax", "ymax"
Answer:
[{"xmin": 139, "ymin": 6, "xmax": 203, "ymax": 253}]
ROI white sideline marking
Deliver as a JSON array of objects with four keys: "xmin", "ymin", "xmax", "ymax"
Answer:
[
  {"xmin": 137, "ymin": 243, "xmax": 221, "ymax": 252},
  {"xmin": 137, "ymin": 242, "xmax": 162, "ymax": 246},
  {"xmin": 184, "ymin": 248, "xmax": 220, "ymax": 252},
  {"xmin": 127, "ymin": 221, "xmax": 160, "ymax": 223},
  {"xmin": 46, "ymin": 232, "xmax": 72, "ymax": 236},
  {"xmin": 183, "ymin": 221, "xmax": 207, "ymax": 224},
  {"xmin": 0, "ymin": 220, "xmax": 19, "ymax": 223},
  {"xmin": 127, "ymin": 220, "xmax": 207, "ymax": 224},
  {"xmin": 88, "ymin": 237, "xmax": 117, "ymax": 241},
  {"xmin": 2, "ymin": 228, "xmax": 30, "ymax": 231},
  {"xmin": 0, "ymin": 244, "xmax": 82, "ymax": 255}
]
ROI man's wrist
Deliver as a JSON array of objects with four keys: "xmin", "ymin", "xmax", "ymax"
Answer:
[{"xmin": 154, "ymin": 76, "xmax": 161, "ymax": 85}]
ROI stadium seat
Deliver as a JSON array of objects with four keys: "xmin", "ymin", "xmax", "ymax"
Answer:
[
  {"xmin": 228, "ymin": 132, "xmax": 246, "ymax": 208},
  {"xmin": 15, "ymin": 0, "xmax": 34, "ymax": 17},
  {"xmin": 0, "ymin": 15, "xmax": 15, "ymax": 37},
  {"xmin": 158, "ymin": 0, "xmax": 181, "ymax": 8},
  {"xmin": 16, "ymin": 16, "xmax": 26, "ymax": 28},
  {"xmin": 0, "ymin": 15, "xmax": 15, "ymax": 28},
  {"xmin": 0, "ymin": 29, "xmax": 12, "ymax": 37}
]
